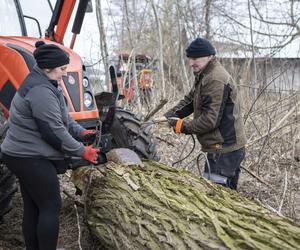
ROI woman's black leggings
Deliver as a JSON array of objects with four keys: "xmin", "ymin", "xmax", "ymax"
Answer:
[{"xmin": 3, "ymin": 154, "xmax": 61, "ymax": 250}]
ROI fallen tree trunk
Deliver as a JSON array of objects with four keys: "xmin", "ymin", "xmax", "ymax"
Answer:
[{"xmin": 71, "ymin": 160, "xmax": 300, "ymax": 250}]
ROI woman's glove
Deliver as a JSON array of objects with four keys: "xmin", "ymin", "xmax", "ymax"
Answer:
[
  {"xmin": 82, "ymin": 145, "xmax": 100, "ymax": 164},
  {"xmin": 81, "ymin": 129, "xmax": 97, "ymax": 143}
]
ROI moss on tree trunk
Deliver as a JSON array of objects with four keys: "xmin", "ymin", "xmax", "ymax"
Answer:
[{"xmin": 71, "ymin": 161, "xmax": 300, "ymax": 250}]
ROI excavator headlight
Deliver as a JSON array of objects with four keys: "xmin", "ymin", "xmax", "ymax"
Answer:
[
  {"xmin": 83, "ymin": 78, "xmax": 89, "ymax": 88},
  {"xmin": 83, "ymin": 92, "xmax": 93, "ymax": 107}
]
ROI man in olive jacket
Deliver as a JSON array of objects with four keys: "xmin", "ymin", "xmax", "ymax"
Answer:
[{"xmin": 165, "ymin": 37, "xmax": 247, "ymax": 190}]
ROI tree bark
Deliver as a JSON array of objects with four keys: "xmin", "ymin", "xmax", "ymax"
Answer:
[{"xmin": 71, "ymin": 161, "xmax": 300, "ymax": 250}]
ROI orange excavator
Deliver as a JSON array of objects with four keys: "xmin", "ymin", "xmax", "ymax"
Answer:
[
  {"xmin": 0, "ymin": 0, "xmax": 158, "ymax": 220},
  {"xmin": 0, "ymin": 0, "xmax": 98, "ymax": 127},
  {"xmin": 113, "ymin": 53, "xmax": 154, "ymax": 104}
]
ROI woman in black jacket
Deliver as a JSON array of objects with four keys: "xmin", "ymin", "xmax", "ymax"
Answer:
[{"xmin": 1, "ymin": 41, "xmax": 99, "ymax": 250}]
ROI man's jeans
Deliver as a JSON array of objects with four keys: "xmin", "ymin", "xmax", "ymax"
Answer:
[{"xmin": 204, "ymin": 147, "xmax": 246, "ymax": 190}]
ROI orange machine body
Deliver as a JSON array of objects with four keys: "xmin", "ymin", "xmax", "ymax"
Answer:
[
  {"xmin": 115, "ymin": 53, "xmax": 154, "ymax": 102},
  {"xmin": 0, "ymin": 36, "xmax": 98, "ymax": 126},
  {"xmin": 0, "ymin": 0, "xmax": 99, "ymax": 128}
]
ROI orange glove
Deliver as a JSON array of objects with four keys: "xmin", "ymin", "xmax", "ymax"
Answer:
[
  {"xmin": 82, "ymin": 145, "xmax": 100, "ymax": 164},
  {"xmin": 175, "ymin": 119, "xmax": 184, "ymax": 134},
  {"xmin": 167, "ymin": 118, "xmax": 190, "ymax": 134},
  {"xmin": 167, "ymin": 117, "xmax": 183, "ymax": 133}
]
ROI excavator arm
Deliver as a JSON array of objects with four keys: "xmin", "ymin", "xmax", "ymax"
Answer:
[{"xmin": 45, "ymin": 0, "xmax": 90, "ymax": 48}]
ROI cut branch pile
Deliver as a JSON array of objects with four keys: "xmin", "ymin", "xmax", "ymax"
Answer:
[{"xmin": 71, "ymin": 161, "xmax": 300, "ymax": 250}]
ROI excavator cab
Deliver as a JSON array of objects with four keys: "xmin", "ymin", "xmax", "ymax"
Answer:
[{"xmin": 0, "ymin": 0, "xmax": 98, "ymax": 128}]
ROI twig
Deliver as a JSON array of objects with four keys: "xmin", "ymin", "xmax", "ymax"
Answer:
[
  {"xmin": 256, "ymin": 113, "xmax": 272, "ymax": 175},
  {"xmin": 144, "ymin": 98, "xmax": 168, "ymax": 121},
  {"xmin": 74, "ymin": 204, "xmax": 83, "ymax": 250},
  {"xmin": 255, "ymin": 198, "xmax": 283, "ymax": 217},
  {"xmin": 247, "ymin": 118, "xmax": 299, "ymax": 147},
  {"xmin": 247, "ymin": 93, "xmax": 296, "ymax": 117},
  {"xmin": 142, "ymin": 117, "xmax": 168, "ymax": 125},
  {"xmin": 278, "ymin": 166, "xmax": 289, "ymax": 214},
  {"xmin": 178, "ymin": 136, "xmax": 192, "ymax": 162},
  {"xmin": 62, "ymin": 190, "xmax": 84, "ymax": 208},
  {"xmin": 244, "ymin": 69, "xmax": 288, "ymax": 123},
  {"xmin": 241, "ymin": 164, "xmax": 278, "ymax": 193},
  {"xmin": 84, "ymin": 170, "xmax": 93, "ymax": 217},
  {"xmin": 155, "ymin": 136, "xmax": 175, "ymax": 147}
]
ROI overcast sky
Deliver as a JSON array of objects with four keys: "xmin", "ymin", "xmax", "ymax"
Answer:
[{"xmin": 10, "ymin": 0, "xmax": 300, "ymax": 61}]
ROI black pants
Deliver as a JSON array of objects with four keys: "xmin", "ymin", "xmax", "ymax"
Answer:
[
  {"xmin": 3, "ymin": 154, "xmax": 61, "ymax": 250},
  {"xmin": 204, "ymin": 147, "xmax": 246, "ymax": 190}
]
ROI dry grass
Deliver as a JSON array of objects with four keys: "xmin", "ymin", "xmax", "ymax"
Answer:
[{"xmin": 154, "ymin": 87, "xmax": 300, "ymax": 224}]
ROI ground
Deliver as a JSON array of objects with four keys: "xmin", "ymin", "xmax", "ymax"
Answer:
[{"xmin": 0, "ymin": 174, "xmax": 103, "ymax": 250}]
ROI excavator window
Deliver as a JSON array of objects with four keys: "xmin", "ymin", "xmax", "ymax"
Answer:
[
  {"xmin": 0, "ymin": 0, "xmax": 53, "ymax": 37},
  {"xmin": 0, "ymin": 0, "xmax": 23, "ymax": 36},
  {"xmin": 19, "ymin": 0, "xmax": 52, "ymax": 37}
]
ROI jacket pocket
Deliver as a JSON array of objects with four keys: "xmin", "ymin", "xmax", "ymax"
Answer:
[{"xmin": 198, "ymin": 129, "xmax": 224, "ymax": 148}]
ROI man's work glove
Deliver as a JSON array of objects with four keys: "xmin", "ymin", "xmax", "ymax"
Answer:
[
  {"xmin": 82, "ymin": 145, "xmax": 100, "ymax": 164},
  {"xmin": 167, "ymin": 117, "xmax": 190, "ymax": 134},
  {"xmin": 81, "ymin": 129, "xmax": 97, "ymax": 143}
]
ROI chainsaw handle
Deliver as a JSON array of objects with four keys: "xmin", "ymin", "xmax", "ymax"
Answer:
[{"xmin": 109, "ymin": 65, "xmax": 119, "ymax": 104}]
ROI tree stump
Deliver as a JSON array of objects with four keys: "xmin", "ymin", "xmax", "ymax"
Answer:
[{"xmin": 71, "ymin": 161, "xmax": 300, "ymax": 250}]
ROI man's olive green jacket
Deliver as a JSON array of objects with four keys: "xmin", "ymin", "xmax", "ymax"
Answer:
[{"xmin": 168, "ymin": 58, "xmax": 247, "ymax": 153}]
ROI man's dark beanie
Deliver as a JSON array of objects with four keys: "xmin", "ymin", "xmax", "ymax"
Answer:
[
  {"xmin": 186, "ymin": 37, "xmax": 216, "ymax": 58},
  {"xmin": 33, "ymin": 41, "xmax": 70, "ymax": 69}
]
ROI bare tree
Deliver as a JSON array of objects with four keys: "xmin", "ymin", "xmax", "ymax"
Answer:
[
  {"xmin": 95, "ymin": 0, "xmax": 110, "ymax": 90},
  {"xmin": 204, "ymin": 0, "xmax": 213, "ymax": 39},
  {"xmin": 150, "ymin": 0, "xmax": 166, "ymax": 98}
]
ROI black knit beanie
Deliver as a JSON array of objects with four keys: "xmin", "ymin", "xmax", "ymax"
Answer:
[
  {"xmin": 33, "ymin": 41, "xmax": 70, "ymax": 69},
  {"xmin": 186, "ymin": 37, "xmax": 216, "ymax": 58}
]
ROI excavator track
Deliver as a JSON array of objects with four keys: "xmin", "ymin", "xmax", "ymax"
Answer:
[{"xmin": 0, "ymin": 123, "xmax": 17, "ymax": 222}]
